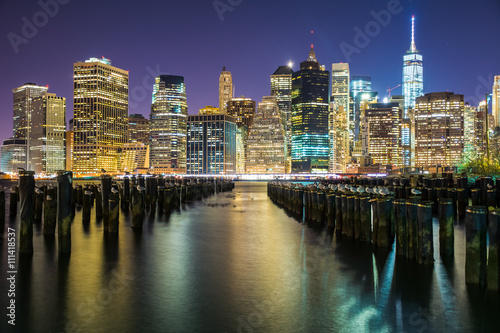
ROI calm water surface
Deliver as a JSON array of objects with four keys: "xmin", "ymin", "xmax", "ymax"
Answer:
[{"xmin": 0, "ymin": 181, "xmax": 499, "ymax": 332}]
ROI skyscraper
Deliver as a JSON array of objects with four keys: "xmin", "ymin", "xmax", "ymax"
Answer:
[
  {"xmin": 128, "ymin": 114, "xmax": 150, "ymax": 144},
  {"xmin": 227, "ymin": 97, "xmax": 255, "ymax": 173},
  {"xmin": 350, "ymin": 76, "xmax": 371, "ymax": 100},
  {"xmin": 492, "ymin": 75, "xmax": 500, "ymax": 128},
  {"xmin": 271, "ymin": 65, "xmax": 293, "ymax": 173},
  {"xmin": 226, "ymin": 97, "xmax": 256, "ymax": 128},
  {"xmin": 291, "ymin": 46, "xmax": 330, "ymax": 173},
  {"xmin": 329, "ymin": 101, "xmax": 349, "ymax": 173},
  {"xmin": 150, "ymin": 75, "xmax": 188, "ymax": 174},
  {"xmin": 246, "ymin": 96, "xmax": 286, "ymax": 174},
  {"xmin": 403, "ymin": 16, "xmax": 424, "ymax": 117},
  {"xmin": 12, "ymin": 83, "xmax": 48, "ymax": 139},
  {"xmin": 73, "ymin": 57, "xmax": 129, "ymax": 174},
  {"xmin": 1, "ymin": 138, "xmax": 27, "ymax": 173},
  {"xmin": 414, "ymin": 92, "xmax": 464, "ymax": 170},
  {"xmin": 365, "ymin": 102, "xmax": 402, "ymax": 167},
  {"xmin": 349, "ymin": 75, "xmax": 371, "ymax": 145},
  {"xmin": 219, "ymin": 67, "xmax": 233, "ymax": 114},
  {"xmin": 30, "ymin": 92, "xmax": 66, "ymax": 174},
  {"xmin": 330, "ymin": 63, "xmax": 350, "ymax": 173},
  {"xmin": 186, "ymin": 114, "xmax": 236, "ymax": 174}
]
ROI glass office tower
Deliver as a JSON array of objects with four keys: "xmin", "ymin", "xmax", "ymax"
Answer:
[
  {"xmin": 291, "ymin": 46, "xmax": 330, "ymax": 173},
  {"xmin": 150, "ymin": 75, "xmax": 188, "ymax": 174}
]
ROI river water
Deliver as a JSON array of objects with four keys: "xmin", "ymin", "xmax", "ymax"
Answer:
[{"xmin": 0, "ymin": 181, "xmax": 499, "ymax": 332}]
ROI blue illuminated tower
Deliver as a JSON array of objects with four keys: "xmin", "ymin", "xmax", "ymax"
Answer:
[{"xmin": 402, "ymin": 16, "xmax": 423, "ymax": 116}]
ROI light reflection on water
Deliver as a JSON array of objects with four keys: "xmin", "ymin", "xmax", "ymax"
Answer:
[{"xmin": 0, "ymin": 181, "xmax": 499, "ymax": 333}]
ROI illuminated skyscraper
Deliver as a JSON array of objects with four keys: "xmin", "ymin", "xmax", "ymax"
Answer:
[
  {"xmin": 1, "ymin": 138, "xmax": 27, "ymax": 173},
  {"xmin": 329, "ymin": 101, "xmax": 349, "ymax": 173},
  {"xmin": 414, "ymin": 92, "xmax": 464, "ymax": 169},
  {"xmin": 246, "ymin": 96, "xmax": 286, "ymax": 174},
  {"xmin": 330, "ymin": 63, "xmax": 350, "ymax": 173},
  {"xmin": 227, "ymin": 97, "xmax": 255, "ymax": 173},
  {"xmin": 291, "ymin": 46, "xmax": 330, "ymax": 173},
  {"xmin": 365, "ymin": 102, "xmax": 402, "ymax": 167},
  {"xmin": 403, "ymin": 16, "xmax": 424, "ymax": 117},
  {"xmin": 271, "ymin": 65, "xmax": 293, "ymax": 173},
  {"xmin": 463, "ymin": 104, "xmax": 482, "ymax": 158},
  {"xmin": 30, "ymin": 92, "xmax": 66, "ymax": 174},
  {"xmin": 219, "ymin": 67, "xmax": 233, "ymax": 114},
  {"xmin": 73, "ymin": 57, "xmax": 129, "ymax": 174},
  {"xmin": 150, "ymin": 75, "xmax": 188, "ymax": 174},
  {"xmin": 128, "ymin": 114, "xmax": 149, "ymax": 144},
  {"xmin": 186, "ymin": 114, "xmax": 236, "ymax": 174},
  {"xmin": 492, "ymin": 75, "xmax": 500, "ymax": 127},
  {"xmin": 227, "ymin": 97, "xmax": 256, "ymax": 128},
  {"xmin": 349, "ymin": 76, "xmax": 371, "ymax": 145},
  {"xmin": 12, "ymin": 83, "xmax": 48, "ymax": 140},
  {"xmin": 350, "ymin": 76, "xmax": 371, "ymax": 100}
]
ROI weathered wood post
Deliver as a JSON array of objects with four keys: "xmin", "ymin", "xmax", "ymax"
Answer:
[
  {"xmin": 132, "ymin": 185, "xmax": 144, "ymax": 230},
  {"xmin": 122, "ymin": 176, "xmax": 130, "ymax": 211},
  {"xmin": 359, "ymin": 196, "xmax": 371, "ymax": 243},
  {"xmin": 465, "ymin": 206, "xmax": 487, "ymax": 288},
  {"xmin": 34, "ymin": 187, "xmax": 44, "ymax": 223},
  {"xmin": 438, "ymin": 198, "xmax": 454, "ymax": 258},
  {"xmin": 317, "ymin": 191, "xmax": 326, "ymax": 226},
  {"xmin": 101, "ymin": 174, "xmax": 112, "ymax": 231},
  {"xmin": 371, "ymin": 198, "xmax": 379, "ymax": 246},
  {"xmin": 0, "ymin": 190, "xmax": 5, "ymax": 230},
  {"xmin": 334, "ymin": 194, "xmax": 341, "ymax": 234},
  {"xmin": 376, "ymin": 198, "xmax": 393, "ymax": 248},
  {"xmin": 456, "ymin": 188, "xmax": 467, "ymax": 217},
  {"xmin": 488, "ymin": 209, "xmax": 500, "ymax": 293},
  {"xmin": 108, "ymin": 186, "xmax": 120, "ymax": 233},
  {"xmin": 345, "ymin": 195, "xmax": 355, "ymax": 237},
  {"xmin": 354, "ymin": 196, "xmax": 361, "ymax": 239},
  {"xmin": 394, "ymin": 199, "xmax": 407, "ymax": 257},
  {"xmin": 19, "ymin": 170, "xmax": 35, "ymax": 253},
  {"xmin": 95, "ymin": 187, "xmax": 102, "ymax": 220},
  {"xmin": 298, "ymin": 189, "xmax": 304, "ymax": 219},
  {"xmin": 82, "ymin": 187, "xmax": 92, "ymax": 224},
  {"xmin": 471, "ymin": 189, "xmax": 481, "ymax": 206},
  {"xmin": 43, "ymin": 186, "xmax": 57, "ymax": 236},
  {"xmin": 406, "ymin": 199, "xmax": 420, "ymax": 261},
  {"xmin": 417, "ymin": 201, "xmax": 434, "ymax": 265},
  {"xmin": 9, "ymin": 187, "xmax": 18, "ymax": 218},
  {"xmin": 57, "ymin": 171, "xmax": 73, "ymax": 253},
  {"xmin": 327, "ymin": 193, "xmax": 335, "ymax": 230}
]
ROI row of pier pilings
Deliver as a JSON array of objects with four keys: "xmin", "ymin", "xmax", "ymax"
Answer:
[
  {"xmin": 1, "ymin": 171, "xmax": 234, "ymax": 255},
  {"xmin": 267, "ymin": 174, "xmax": 500, "ymax": 294}
]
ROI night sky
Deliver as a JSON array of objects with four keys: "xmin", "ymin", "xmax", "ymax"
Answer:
[{"xmin": 0, "ymin": 0, "xmax": 499, "ymax": 144}]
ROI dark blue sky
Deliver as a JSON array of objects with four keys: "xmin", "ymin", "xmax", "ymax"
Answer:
[{"xmin": 1, "ymin": 0, "xmax": 499, "ymax": 144}]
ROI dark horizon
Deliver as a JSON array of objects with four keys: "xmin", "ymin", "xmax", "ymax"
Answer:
[{"xmin": 0, "ymin": 0, "xmax": 499, "ymax": 144}]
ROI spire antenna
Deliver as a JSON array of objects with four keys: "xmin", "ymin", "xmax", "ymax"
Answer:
[{"xmin": 410, "ymin": 16, "xmax": 417, "ymax": 52}]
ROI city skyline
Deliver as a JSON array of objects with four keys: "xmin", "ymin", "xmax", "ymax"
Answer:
[{"xmin": 1, "ymin": 0, "xmax": 499, "ymax": 146}]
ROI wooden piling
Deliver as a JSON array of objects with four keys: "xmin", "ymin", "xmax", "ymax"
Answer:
[
  {"xmin": 376, "ymin": 198, "xmax": 393, "ymax": 248},
  {"xmin": 108, "ymin": 187, "xmax": 120, "ymax": 233},
  {"xmin": 43, "ymin": 187, "xmax": 57, "ymax": 236},
  {"xmin": 101, "ymin": 174, "xmax": 112, "ymax": 231},
  {"xmin": 359, "ymin": 196, "xmax": 371, "ymax": 243},
  {"xmin": 57, "ymin": 171, "xmax": 73, "ymax": 253},
  {"xmin": 465, "ymin": 206, "xmax": 487, "ymax": 288},
  {"xmin": 34, "ymin": 187, "xmax": 44, "ymax": 223},
  {"xmin": 394, "ymin": 199, "xmax": 407, "ymax": 257},
  {"xmin": 417, "ymin": 201, "xmax": 434, "ymax": 265},
  {"xmin": 406, "ymin": 199, "xmax": 420, "ymax": 261},
  {"xmin": 82, "ymin": 188, "xmax": 92, "ymax": 224},
  {"xmin": 488, "ymin": 209, "xmax": 500, "ymax": 292},
  {"xmin": 9, "ymin": 189, "xmax": 18, "ymax": 218},
  {"xmin": 438, "ymin": 198, "xmax": 454, "ymax": 258},
  {"xmin": 19, "ymin": 170, "xmax": 35, "ymax": 254}
]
